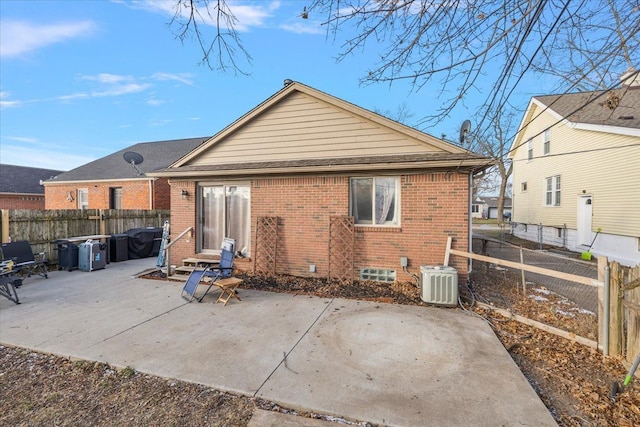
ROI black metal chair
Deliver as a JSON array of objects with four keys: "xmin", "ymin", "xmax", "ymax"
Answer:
[{"xmin": 0, "ymin": 240, "xmax": 48, "ymax": 279}]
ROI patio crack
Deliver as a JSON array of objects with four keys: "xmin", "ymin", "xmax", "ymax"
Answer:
[
  {"xmin": 253, "ymin": 297, "xmax": 335, "ymax": 396},
  {"xmin": 87, "ymin": 303, "xmax": 190, "ymax": 347}
]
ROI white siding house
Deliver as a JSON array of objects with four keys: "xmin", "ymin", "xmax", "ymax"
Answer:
[{"xmin": 508, "ymin": 72, "xmax": 640, "ymax": 266}]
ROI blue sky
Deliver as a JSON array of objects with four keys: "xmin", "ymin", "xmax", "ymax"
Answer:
[{"xmin": 1, "ymin": 0, "xmax": 538, "ymax": 171}]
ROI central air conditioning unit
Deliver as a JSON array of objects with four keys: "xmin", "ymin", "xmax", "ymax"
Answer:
[{"xmin": 420, "ymin": 266, "xmax": 458, "ymax": 306}]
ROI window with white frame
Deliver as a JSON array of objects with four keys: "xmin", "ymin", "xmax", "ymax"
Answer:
[
  {"xmin": 527, "ymin": 138, "xmax": 533, "ymax": 160},
  {"xmin": 350, "ymin": 177, "xmax": 399, "ymax": 226},
  {"xmin": 543, "ymin": 128, "xmax": 551, "ymax": 155},
  {"xmin": 471, "ymin": 204, "xmax": 480, "ymax": 213},
  {"xmin": 199, "ymin": 184, "xmax": 250, "ymax": 255},
  {"xmin": 77, "ymin": 188, "xmax": 88, "ymax": 210},
  {"xmin": 545, "ymin": 175, "xmax": 561, "ymax": 206}
]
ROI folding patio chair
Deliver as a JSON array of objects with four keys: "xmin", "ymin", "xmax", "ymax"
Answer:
[
  {"xmin": 0, "ymin": 240, "xmax": 48, "ymax": 279},
  {"xmin": 181, "ymin": 239, "xmax": 237, "ymax": 302},
  {"xmin": 0, "ymin": 260, "xmax": 22, "ymax": 304}
]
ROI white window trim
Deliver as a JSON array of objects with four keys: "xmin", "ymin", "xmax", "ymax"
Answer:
[
  {"xmin": 197, "ymin": 181, "xmax": 251, "ymax": 255},
  {"xmin": 544, "ymin": 175, "xmax": 561, "ymax": 206},
  {"xmin": 77, "ymin": 188, "xmax": 89, "ymax": 210},
  {"xmin": 527, "ymin": 138, "xmax": 533, "ymax": 161},
  {"xmin": 543, "ymin": 128, "xmax": 551, "ymax": 155},
  {"xmin": 350, "ymin": 176, "xmax": 401, "ymax": 227}
]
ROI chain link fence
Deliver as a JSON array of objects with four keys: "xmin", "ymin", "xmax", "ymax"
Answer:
[{"xmin": 467, "ymin": 230, "xmax": 600, "ymax": 342}]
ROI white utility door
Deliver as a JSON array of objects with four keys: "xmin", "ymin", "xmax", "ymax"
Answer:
[{"xmin": 577, "ymin": 195, "xmax": 593, "ymax": 245}]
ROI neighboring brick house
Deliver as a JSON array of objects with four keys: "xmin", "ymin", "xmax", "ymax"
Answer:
[
  {"xmin": 44, "ymin": 137, "xmax": 209, "ymax": 210},
  {"xmin": 0, "ymin": 164, "xmax": 63, "ymax": 209},
  {"xmin": 150, "ymin": 81, "xmax": 491, "ymax": 283}
]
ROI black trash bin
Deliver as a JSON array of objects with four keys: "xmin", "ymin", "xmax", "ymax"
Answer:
[
  {"xmin": 110, "ymin": 233, "xmax": 129, "ymax": 262},
  {"xmin": 56, "ymin": 240, "xmax": 79, "ymax": 271}
]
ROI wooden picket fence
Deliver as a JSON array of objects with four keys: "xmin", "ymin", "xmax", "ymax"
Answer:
[{"xmin": 0, "ymin": 209, "xmax": 169, "ymax": 265}]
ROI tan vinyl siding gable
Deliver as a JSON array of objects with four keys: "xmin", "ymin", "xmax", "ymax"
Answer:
[
  {"xmin": 512, "ymin": 103, "xmax": 640, "ymax": 237},
  {"xmin": 188, "ymin": 91, "xmax": 452, "ymax": 166}
]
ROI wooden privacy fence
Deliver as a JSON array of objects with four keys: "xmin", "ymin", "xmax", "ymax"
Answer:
[
  {"xmin": 609, "ymin": 262, "xmax": 640, "ymax": 366},
  {"xmin": 1, "ymin": 209, "xmax": 169, "ymax": 265}
]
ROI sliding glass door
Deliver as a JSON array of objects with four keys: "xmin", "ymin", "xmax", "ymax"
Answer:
[{"xmin": 200, "ymin": 184, "xmax": 250, "ymax": 255}]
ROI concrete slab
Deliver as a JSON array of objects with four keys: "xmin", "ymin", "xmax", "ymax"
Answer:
[
  {"xmin": 0, "ymin": 259, "xmax": 557, "ymax": 426},
  {"xmin": 257, "ymin": 299, "xmax": 556, "ymax": 426}
]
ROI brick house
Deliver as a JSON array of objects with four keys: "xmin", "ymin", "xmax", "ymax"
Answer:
[
  {"xmin": 0, "ymin": 164, "xmax": 63, "ymax": 209},
  {"xmin": 151, "ymin": 81, "xmax": 491, "ymax": 283},
  {"xmin": 44, "ymin": 137, "xmax": 209, "ymax": 210}
]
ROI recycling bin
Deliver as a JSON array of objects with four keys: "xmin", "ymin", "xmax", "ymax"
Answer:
[{"xmin": 78, "ymin": 241, "xmax": 107, "ymax": 272}]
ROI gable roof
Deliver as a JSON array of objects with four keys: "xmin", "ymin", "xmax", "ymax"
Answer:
[
  {"xmin": 479, "ymin": 196, "xmax": 512, "ymax": 208},
  {"xmin": 45, "ymin": 137, "xmax": 210, "ymax": 184},
  {"xmin": 509, "ymin": 86, "xmax": 640, "ymax": 157},
  {"xmin": 0, "ymin": 164, "xmax": 64, "ymax": 194},
  {"xmin": 535, "ymin": 87, "xmax": 640, "ymax": 129},
  {"xmin": 153, "ymin": 81, "xmax": 491, "ymax": 178}
]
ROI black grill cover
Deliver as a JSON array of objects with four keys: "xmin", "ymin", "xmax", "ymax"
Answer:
[{"xmin": 125, "ymin": 228, "xmax": 162, "ymax": 259}]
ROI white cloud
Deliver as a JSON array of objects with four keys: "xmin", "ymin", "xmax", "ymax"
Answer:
[
  {"xmin": 0, "ymin": 100, "xmax": 21, "ymax": 109},
  {"xmin": 4, "ymin": 136, "xmax": 38, "ymax": 144},
  {"xmin": 92, "ymin": 83, "xmax": 152, "ymax": 97},
  {"xmin": 152, "ymin": 72, "xmax": 194, "ymax": 85},
  {"xmin": 81, "ymin": 73, "xmax": 132, "ymax": 84},
  {"xmin": 149, "ymin": 118, "xmax": 172, "ymax": 127},
  {"xmin": 0, "ymin": 143, "xmax": 95, "ymax": 170},
  {"xmin": 280, "ymin": 22, "xmax": 324, "ymax": 35},
  {"xmin": 124, "ymin": 0, "xmax": 280, "ymax": 31},
  {"xmin": 0, "ymin": 20, "xmax": 95, "ymax": 58},
  {"xmin": 78, "ymin": 73, "xmax": 152, "ymax": 97},
  {"xmin": 146, "ymin": 99, "xmax": 165, "ymax": 106}
]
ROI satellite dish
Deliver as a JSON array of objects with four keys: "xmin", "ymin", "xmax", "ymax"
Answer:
[
  {"xmin": 123, "ymin": 151, "xmax": 144, "ymax": 165},
  {"xmin": 459, "ymin": 120, "xmax": 471, "ymax": 144},
  {"xmin": 123, "ymin": 151, "xmax": 145, "ymax": 176}
]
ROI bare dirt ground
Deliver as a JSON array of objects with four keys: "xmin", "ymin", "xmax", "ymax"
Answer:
[{"xmin": 1, "ymin": 264, "xmax": 639, "ymax": 426}]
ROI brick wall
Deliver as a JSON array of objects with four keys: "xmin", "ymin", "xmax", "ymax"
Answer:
[
  {"xmin": 166, "ymin": 180, "xmax": 197, "ymax": 268},
  {"xmin": 169, "ymin": 171, "xmax": 470, "ymax": 283},
  {"xmin": 45, "ymin": 180, "xmax": 166, "ymax": 209},
  {"xmin": 152, "ymin": 178, "xmax": 171, "ymax": 209},
  {"xmin": 0, "ymin": 194, "xmax": 45, "ymax": 209}
]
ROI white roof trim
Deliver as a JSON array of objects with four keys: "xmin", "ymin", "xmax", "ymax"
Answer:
[
  {"xmin": 509, "ymin": 97, "xmax": 640, "ymax": 158},
  {"xmin": 43, "ymin": 177, "xmax": 155, "ymax": 186}
]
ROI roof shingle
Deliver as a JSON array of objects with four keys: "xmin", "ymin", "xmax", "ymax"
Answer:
[
  {"xmin": 0, "ymin": 164, "xmax": 64, "ymax": 194},
  {"xmin": 534, "ymin": 87, "xmax": 639, "ymax": 129},
  {"xmin": 47, "ymin": 137, "xmax": 210, "ymax": 183}
]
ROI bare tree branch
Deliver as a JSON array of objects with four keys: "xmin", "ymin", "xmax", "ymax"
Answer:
[{"xmin": 170, "ymin": 0, "xmax": 252, "ymax": 75}]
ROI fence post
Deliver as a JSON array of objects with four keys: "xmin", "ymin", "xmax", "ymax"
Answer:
[
  {"xmin": 1, "ymin": 210, "xmax": 9, "ymax": 243},
  {"xmin": 609, "ymin": 261, "xmax": 624, "ymax": 356},
  {"xmin": 520, "ymin": 247, "xmax": 526, "ymax": 295},
  {"xmin": 597, "ymin": 256, "xmax": 608, "ymax": 354},
  {"xmin": 99, "ymin": 209, "xmax": 106, "ymax": 235}
]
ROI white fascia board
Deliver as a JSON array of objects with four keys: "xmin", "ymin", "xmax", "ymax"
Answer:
[{"xmin": 42, "ymin": 177, "xmax": 154, "ymax": 186}]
